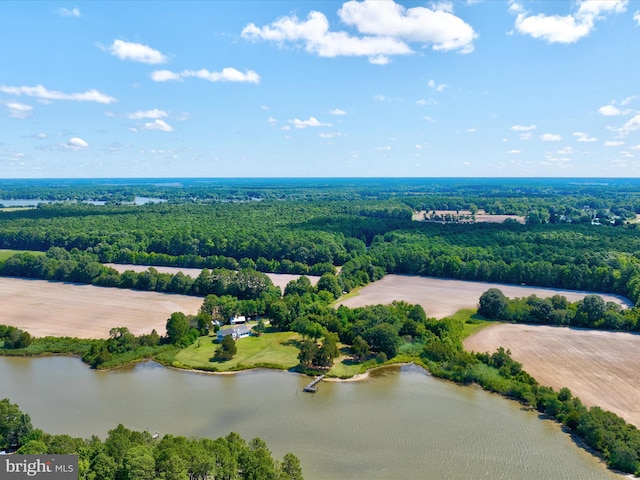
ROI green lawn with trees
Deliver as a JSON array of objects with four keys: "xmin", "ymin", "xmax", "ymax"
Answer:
[{"xmin": 175, "ymin": 329, "xmax": 303, "ymax": 372}]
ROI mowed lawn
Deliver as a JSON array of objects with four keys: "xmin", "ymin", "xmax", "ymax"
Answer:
[{"xmin": 176, "ymin": 329, "xmax": 303, "ymax": 371}]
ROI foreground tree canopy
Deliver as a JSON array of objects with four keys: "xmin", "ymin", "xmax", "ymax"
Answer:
[{"xmin": 0, "ymin": 398, "xmax": 303, "ymax": 480}]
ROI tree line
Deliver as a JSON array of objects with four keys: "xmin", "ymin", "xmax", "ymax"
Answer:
[
  {"xmin": 0, "ymin": 398, "xmax": 303, "ymax": 480},
  {"xmin": 477, "ymin": 288, "xmax": 640, "ymax": 331}
]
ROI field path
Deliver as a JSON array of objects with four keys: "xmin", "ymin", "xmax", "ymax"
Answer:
[
  {"xmin": 0, "ymin": 277, "xmax": 203, "ymax": 339},
  {"xmin": 464, "ymin": 324, "xmax": 640, "ymax": 428},
  {"xmin": 338, "ymin": 274, "xmax": 631, "ymax": 319}
]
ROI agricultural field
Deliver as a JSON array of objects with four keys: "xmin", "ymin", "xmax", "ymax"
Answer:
[
  {"xmin": 337, "ymin": 274, "xmax": 632, "ymax": 319},
  {"xmin": 464, "ymin": 323, "xmax": 640, "ymax": 428},
  {"xmin": 104, "ymin": 263, "xmax": 320, "ymax": 291},
  {"xmin": 0, "ymin": 277, "xmax": 203, "ymax": 338}
]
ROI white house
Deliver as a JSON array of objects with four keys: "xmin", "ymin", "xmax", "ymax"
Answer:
[{"xmin": 217, "ymin": 324, "xmax": 252, "ymax": 341}]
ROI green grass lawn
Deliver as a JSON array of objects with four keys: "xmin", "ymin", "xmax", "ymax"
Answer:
[
  {"xmin": 0, "ymin": 249, "xmax": 44, "ymax": 262},
  {"xmin": 450, "ymin": 308, "xmax": 499, "ymax": 339},
  {"xmin": 175, "ymin": 329, "xmax": 303, "ymax": 371}
]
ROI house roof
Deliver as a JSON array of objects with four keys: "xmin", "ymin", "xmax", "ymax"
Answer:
[{"xmin": 218, "ymin": 325, "xmax": 252, "ymax": 337}]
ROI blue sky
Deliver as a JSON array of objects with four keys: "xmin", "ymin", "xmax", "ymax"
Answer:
[{"xmin": 1, "ymin": 0, "xmax": 639, "ymax": 178}]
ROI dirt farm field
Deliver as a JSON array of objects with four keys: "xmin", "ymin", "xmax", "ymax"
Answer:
[
  {"xmin": 464, "ymin": 324, "xmax": 640, "ymax": 428},
  {"xmin": 104, "ymin": 264, "xmax": 319, "ymax": 291},
  {"xmin": 337, "ymin": 274, "xmax": 632, "ymax": 319},
  {"xmin": 0, "ymin": 277, "xmax": 203, "ymax": 339}
]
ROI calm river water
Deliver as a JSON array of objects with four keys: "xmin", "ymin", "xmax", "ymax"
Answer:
[{"xmin": 0, "ymin": 357, "xmax": 622, "ymax": 480}]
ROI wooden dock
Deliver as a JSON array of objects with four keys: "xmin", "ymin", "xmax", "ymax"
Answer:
[{"xmin": 303, "ymin": 374, "xmax": 325, "ymax": 393}]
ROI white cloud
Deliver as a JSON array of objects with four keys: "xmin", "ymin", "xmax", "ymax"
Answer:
[
  {"xmin": 150, "ymin": 70, "xmax": 181, "ymax": 82},
  {"xmin": 605, "ymin": 140, "xmax": 625, "ymax": 146},
  {"xmin": 107, "ymin": 40, "xmax": 167, "ymax": 64},
  {"xmin": 416, "ymin": 98, "xmax": 437, "ymax": 106},
  {"xmin": 423, "ymin": 115, "xmax": 435, "ymax": 122},
  {"xmin": 621, "ymin": 114, "xmax": 640, "ymax": 134},
  {"xmin": 540, "ymin": 133, "xmax": 561, "ymax": 141},
  {"xmin": 36, "ymin": 132, "xmax": 48, "ymax": 139},
  {"xmin": 329, "ymin": 108, "xmax": 347, "ymax": 115},
  {"xmin": 511, "ymin": 124, "xmax": 536, "ymax": 131},
  {"xmin": 57, "ymin": 7, "xmax": 81, "ymax": 17},
  {"xmin": 126, "ymin": 109, "xmax": 168, "ymax": 120},
  {"xmin": 519, "ymin": 132, "xmax": 534, "ymax": 140},
  {"xmin": 319, "ymin": 132, "xmax": 343, "ymax": 138},
  {"xmin": 5, "ymin": 101, "xmax": 33, "ymax": 119},
  {"xmin": 0, "ymin": 84, "xmax": 116, "ymax": 104},
  {"xmin": 267, "ymin": 116, "xmax": 278, "ymax": 126},
  {"xmin": 574, "ymin": 131, "xmax": 597, "ymax": 142},
  {"xmin": 466, "ymin": 128, "xmax": 476, "ymax": 133},
  {"xmin": 289, "ymin": 116, "xmax": 332, "ymax": 129},
  {"xmin": 634, "ymin": 10, "xmax": 640, "ymax": 25},
  {"xmin": 631, "ymin": 144, "xmax": 640, "ymax": 150},
  {"xmin": 508, "ymin": 149, "xmax": 521, "ymax": 154},
  {"xmin": 428, "ymin": 79, "xmax": 449, "ymax": 92},
  {"xmin": 68, "ymin": 137, "xmax": 88, "ymax": 149},
  {"xmin": 598, "ymin": 104, "xmax": 623, "ymax": 116},
  {"xmin": 143, "ymin": 119, "xmax": 174, "ymax": 132},
  {"xmin": 151, "ymin": 68, "xmax": 260, "ymax": 84},
  {"xmin": 512, "ymin": 0, "xmax": 628, "ymax": 44},
  {"xmin": 241, "ymin": 0, "xmax": 476, "ymax": 64},
  {"xmin": 557, "ymin": 146, "xmax": 574, "ymax": 154},
  {"xmin": 373, "ymin": 146, "xmax": 392, "ymax": 150}
]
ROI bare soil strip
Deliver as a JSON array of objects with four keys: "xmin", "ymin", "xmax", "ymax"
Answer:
[
  {"xmin": 338, "ymin": 274, "xmax": 631, "ymax": 319},
  {"xmin": 104, "ymin": 264, "xmax": 319, "ymax": 291},
  {"xmin": 464, "ymin": 323, "xmax": 640, "ymax": 428},
  {"xmin": 0, "ymin": 277, "xmax": 203, "ymax": 339}
]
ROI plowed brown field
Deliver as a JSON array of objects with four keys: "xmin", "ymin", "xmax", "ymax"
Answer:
[
  {"xmin": 464, "ymin": 324, "xmax": 640, "ymax": 428},
  {"xmin": 0, "ymin": 277, "xmax": 204, "ymax": 339}
]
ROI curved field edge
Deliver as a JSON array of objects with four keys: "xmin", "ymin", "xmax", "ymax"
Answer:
[{"xmin": 464, "ymin": 323, "xmax": 640, "ymax": 429}]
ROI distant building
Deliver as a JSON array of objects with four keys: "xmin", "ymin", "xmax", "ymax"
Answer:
[
  {"xmin": 217, "ymin": 324, "xmax": 252, "ymax": 341},
  {"xmin": 230, "ymin": 315, "xmax": 247, "ymax": 324}
]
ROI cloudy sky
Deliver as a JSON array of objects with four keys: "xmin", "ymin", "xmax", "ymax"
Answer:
[{"xmin": 1, "ymin": 0, "xmax": 640, "ymax": 178}]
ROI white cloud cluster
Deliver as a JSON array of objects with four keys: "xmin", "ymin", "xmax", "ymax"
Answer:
[
  {"xmin": 143, "ymin": 119, "xmax": 174, "ymax": 132},
  {"xmin": 511, "ymin": 124, "xmax": 536, "ymax": 131},
  {"xmin": 635, "ymin": 10, "xmax": 640, "ymax": 25},
  {"xmin": 288, "ymin": 117, "xmax": 332, "ymax": 129},
  {"xmin": 621, "ymin": 114, "xmax": 640, "ymax": 134},
  {"xmin": 605, "ymin": 140, "xmax": 625, "ymax": 146},
  {"xmin": 68, "ymin": 137, "xmax": 88, "ymax": 149},
  {"xmin": 541, "ymin": 133, "xmax": 561, "ymax": 141},
  {"xmin": 574, "ymin": 131, "xmax": 597, "ymax": 142},
  {"xmin": 598, "ymin": 104, "xmax": 624, "ymax": 116},
  {"xmin": 5, "ymin": 101, "xmax": 33, "ymax": 119},
  {"xmin": 126, "ymin": 109, "xmax": 168, "ymax": 120},
  {"xmin": 151, "ymin": 68, "xmax": 260, "ymax": 84},
  {"xmin": 428, "ymin": 80, "xmax": 448, "ymax": 92},
  {"xmin": 511, "ymin": 0, "xmax": 628, "ymax": 43},
  {"xmin": 329, "ymin": 108, "xmax": 347, "ymax": 115},
  {"xmin": 57, "ymin": 7, "xmax": 81, "ymax": 17},
  {"xmin": 107, "ymin": 40, "xmax": 167, "ymax": 64},
  {"xmin": 0, "ymin": 84, "xmax": 116, "ymax": 104},
  {"xmin": 241, "ymin": 0, "xmax": 476, "ymax": 64}
]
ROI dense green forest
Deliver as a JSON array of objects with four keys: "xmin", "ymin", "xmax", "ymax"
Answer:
[
  {"xmin": 2, "ymin": 178, "xmax": 640, "ymax": 305},
  {"xmin": 0, "ymin": 398, "xmax": 303, "ymax": 480}
]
